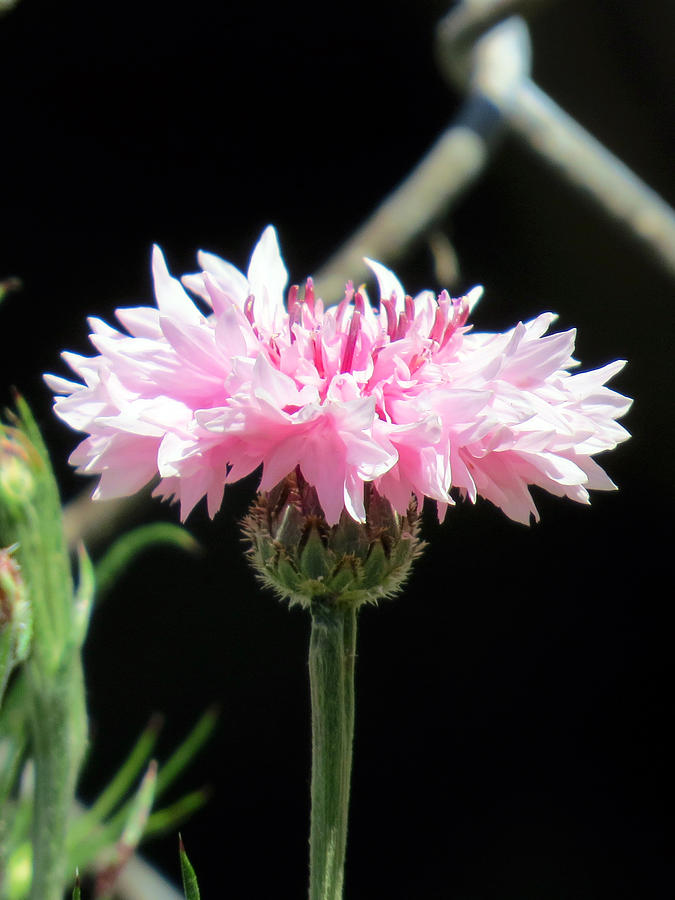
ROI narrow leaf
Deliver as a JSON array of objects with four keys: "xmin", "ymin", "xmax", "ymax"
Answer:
[
  {"xmin": 93, "ymin": 761, "xmax": 158, "ymax": 899},
  {"xmin": 69, "ymin": 715, "xmax": 162, "ymax": 846},
  {"xmin": 145, "ymin": 788, "xmax": 211, "ymax": 838},
  {"xmin": 72, "ymin": 868, "xmax": 81, "ymax": 900},
  {"xmin": 154, "ymin": 706, "xmax": 218, "ymax": 800},
  {"xmin": 119, "ymin": 759, "xmax": 157, "ymax": 848},
  {"xmin": 72, "ymin": 541, "xmax": 95, "ymax": 647},
  {"xmin": 179, "ymin": 836, "xmax": 201, "ymax": 900},
  {"xmin": 0, "ymin": 277, "xmax": 22, "ymax": 306}
]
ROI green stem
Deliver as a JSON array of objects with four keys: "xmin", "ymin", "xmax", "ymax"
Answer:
[
  {"xmin": 28, "ymin": 655, "xmax": 87, "ymax": 900},
  {"xmin": 1, "ymin": 400, "xmax": 90, "ymax": 899},
  {"xmin": 308, "ymin": 599, "xmax": 357, "ymax": 900}
]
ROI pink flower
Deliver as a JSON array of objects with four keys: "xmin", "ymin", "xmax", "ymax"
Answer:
[{"xmin": 45, "ymin": 226, "xmax": 631, "ymax": 525}]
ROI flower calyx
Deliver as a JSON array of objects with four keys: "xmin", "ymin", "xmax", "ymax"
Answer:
[{"xmin": 242, "ymin": 469, "xmax": 425, "ymax": 609}]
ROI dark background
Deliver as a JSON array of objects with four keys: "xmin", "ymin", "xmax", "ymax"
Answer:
[{"xmin": 1, "ymin": 0, "xmax": 673, "ymax": 897}]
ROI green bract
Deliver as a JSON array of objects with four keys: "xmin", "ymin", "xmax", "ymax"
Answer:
[{"xmin": 243, "ymin": 470, "xmax": 426, "ymax": 609}]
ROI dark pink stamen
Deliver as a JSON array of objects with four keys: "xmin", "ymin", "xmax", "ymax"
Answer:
[
  {"xmin": 404, "ymin": 294, "xmax": 415, "ymax": 323},
  {"xmin": 429, "ymin": 306, "xmax": 446, "ymax": 343},
  {"xmin": 440, "ymin": 322, "xmax": 456, "ymax": 349},
  {"xmin": 429, "ymin": 290, "xmax": 453, "ymax": 344},
  {"xmin": 440, "ymin": 296, "xmax": 471, "ymax": 348},
  {"xmin": 381, "ymin": 297, "xmax": 397, "ymax": 337},
  {"xmin": 313, "ymin": 335, "xmax": 325, "ymax": 378},
  {"xmin": 287, "ymin": 284, "xmax": 299, "ymax": 315},
  {"xmin": 336, "ymin": 281, "xmax": 354, "ymax": 330},
  {"xmin": 268, "ymin": 337, "xmax": 281, "ymax": 364},
  {"xmin": 353, "ymin": 290, "xmax": 365, "ymax": 316},
  {"xmin": 409, "ymin": 351, "xmax": 427, "ymax": 373},
  {"xmin": 341, "ymin": 309, "xmax": 361, "ymax": 373},
  {"xmin": 394, "ymin": 311, "xmax": 409, "ymax": 341}
]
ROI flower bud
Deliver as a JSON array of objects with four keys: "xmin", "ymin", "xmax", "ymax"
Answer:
[
  {"xmin": 0, "ymin": 428, "xmax": 37, "ymax": 511},
  {"xmin": 1, "ymin": 546, "xmax": 32, "ymax": 695},
  {"xmin": 242, "ymin": 469, "xmax": 425, "ymax": 609}
]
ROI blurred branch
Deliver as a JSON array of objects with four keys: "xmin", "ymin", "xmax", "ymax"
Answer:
[
  {"xmin": 436, "ymin": 0, "xmax": 552, "ymax": 55},
  {"xmin": 63, "ymin": 486, "xmax": 153, "ymax": 555},
  {"xmin": 0, "ymin": 277, "xmax": 22, "ymax": 305},
  {"xmin": 436, "ymin": 0, "xmax": 675, "ymax": 278},
  {"xmin": 313, "ymin": 9, "xmax": 531, "ymax": 301},
  {"xmin": 499, "ymin": 81, "xmax": 675, "ymax": 273},
  {"xmin": 0, "ymin": 0, "xmax": 21, "ymax": 17}
]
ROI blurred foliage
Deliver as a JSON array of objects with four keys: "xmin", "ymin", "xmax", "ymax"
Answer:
[{"xmin": 0, "ymin": 396, "xmax": 212, "ymax": 898}]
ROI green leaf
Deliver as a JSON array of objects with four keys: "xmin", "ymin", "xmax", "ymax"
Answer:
[
  {"xmin": 71, "ymin": 869, "xmax": 81, "ymax": 900},
  {"xmin": 72, "ymin": 708, "xmax": 217, "ymax": 867},
  {"xmin": 0, "ymin": 673, "xmax": 29, "ymax": 807},
  {"xmin": 179, "ymin": 836, "xmax": 201, "ymax": 900},
  {"xmin": 145, "ymin": 788, "xmax": 210, "ymax": 838},
  {"xmin": 72, "ymin": 541, "xmax": 95, "ymax": 647},
  {"xmin": 68, "ymin": 714, "xmax": 162, "ymax": 849},
  {"xmin": 119, "ymin": 759, "xmax": 157, "ymax": 849},
  {"xmin": 94, "ymin": 523, "xmax": 200, "ymax": 601},
  {"xmin": 0, "ymin": 277, "xmax": 21, "ymax": 303},
  {"xmin": 154, "ymin": 706, "xmax": 218, "ymax": 801}
]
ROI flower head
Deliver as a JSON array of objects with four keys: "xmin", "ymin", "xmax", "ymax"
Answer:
[{"xmin": 45, "ymin": 227, "xmax": 631, "ymax": 525}]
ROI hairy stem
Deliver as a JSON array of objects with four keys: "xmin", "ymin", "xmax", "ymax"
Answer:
[
  {"xmin": 28, "ymin": 654, "xmax": 87, "ymax": 900},
  {"xmin": 308, "ymin": 600, "xmax": 357, "ymax": 900}
]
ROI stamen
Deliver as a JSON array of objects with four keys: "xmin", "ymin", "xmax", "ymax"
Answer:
[
  {"xmin": 404, "ymin": 294, "xmax": 415, "ymax": 323},
  {"xmin": 429, "ymin": 306, "xmax": 446, "ymax": 343},
  {"xmin": 440, "ymin": 296, "xmax": 470, "ymax": 348},
  {"xmin": 268, "ymin": 337, "xmax": 281, "ymax": 365},
  {"xmin": 287, "ymin": 285, "xmax": 302, "ymax": 342},
  {"xmin": 287, "ymin": 284, "xmax": 299, "ymax": 316},
  {"xmin": 341, "ymin": 309, "xmax": 361, "ymax": 373},
  {"xmin": 336, "ymin": 281, "xmax": 354, "ymax": 330},
  {"xmin": 381, "ymin": 297, "xmax": 397, "ymax": 337},
  {"xmin": 312, "ymin": 334, "xmax": 325, "ymax": 378},
  {"xmin": 394, "ymin": 311, "xmax": 409, "ymax": 341},
  {"xmin": 409, "ymin": 351, "xmax": 428, "ymax": 373},
  {"xmin": 429, "ymin": 290, "xmax": 452, "ymax": 343},
  {"xmin": 353, "ymin": 290, "xmax": 366, "ymax": 316},
  {"xmin": 304, "ymin": 277, "xmax": 315, "ymax": 315},
  {"xmin": 244, "ymin": 294, "xmax": 256, "ymax": 326},
  {"xmin": 454, "ymin": 296, "xmax": 470, "ymax": 328}
]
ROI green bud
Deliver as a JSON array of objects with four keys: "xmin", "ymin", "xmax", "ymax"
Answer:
[
  {"xmin": 1, "ymin": 546, "xmax": 32, "ymax": 703},
  {"xmin": 242, "ymin": 470, "xmax": 426, "ymax": 609},
  {"xmin": 0, "ymin": 428, "xmax": 37, "ymax": 512}
]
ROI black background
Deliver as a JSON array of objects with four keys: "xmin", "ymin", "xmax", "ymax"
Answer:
[{"xmin": 0, "ymin": 0, "xmax": 673, "ymax": 897}]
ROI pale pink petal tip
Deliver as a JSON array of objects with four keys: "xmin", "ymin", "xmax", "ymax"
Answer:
[{"xmin": 46, "ymin": 227, "xmax": 631, "ymax": 525}]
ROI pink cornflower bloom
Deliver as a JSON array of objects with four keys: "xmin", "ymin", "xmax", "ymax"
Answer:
[{"xmin": 45, "ymin": 227, "xmax": 631, "ymax": 525}]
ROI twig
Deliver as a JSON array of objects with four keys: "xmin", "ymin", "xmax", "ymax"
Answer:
[
  {"xmin": 63, "ymin": 486, "xmax": 152, "ymax": 554},
  {"xmin": 505, "ymin": 80, "xmax": 675, "ymax": 275},
  {"xmin": 313, "ymin": 108, "xmax": 492, "ymax": 302},
  {"xmin": 0, "ymin": 0, "xmax": 21, "ymax": 17},
  {"xmin": 436, "ymin": 0, "xmax": 552, "ymax": 59},
  {"xmin": 436, "ymin": 0, "xmax": 675, "ymax": 278}
]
